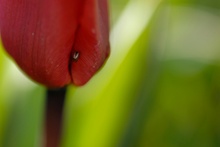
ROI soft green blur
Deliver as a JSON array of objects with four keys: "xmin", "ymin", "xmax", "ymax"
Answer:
[
  {"xmin": 0, "ymin": 42, "xmax": 46, "ymax": 146},
  {"xmin": 1, "ymin": 0, "xmax": 220, "ymax": 147}
]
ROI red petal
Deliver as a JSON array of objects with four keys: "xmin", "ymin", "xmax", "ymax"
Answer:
[
  {"xmin": 0, "ymin": 0, "xmax": 110, "ymax": 87},
  {"xmin": 70, "ymin": 0, "xmax": 110, "ymax": 86},
  {"xmin": 0, "ymin": 0, "xmax": 84, "ymax": 87}
]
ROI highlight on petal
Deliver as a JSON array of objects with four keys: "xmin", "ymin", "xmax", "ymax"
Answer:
[{"xmin": 0, "ymin": 0, "xmax": 110, "ymax": 87}]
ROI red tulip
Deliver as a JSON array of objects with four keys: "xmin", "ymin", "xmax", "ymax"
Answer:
[{"xmin": 0, "ymin": 0, "xmax": 110, "ymax": 87}]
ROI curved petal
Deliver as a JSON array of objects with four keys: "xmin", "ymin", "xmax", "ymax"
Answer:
[
  {"xmin": 70, "ymin": 0, "xmax": 110, "ymax": 86},
  {"xmin": 0, "ymin": 0, "xmax": 83, "ymax": 87},
  {"xmin": 0, "ymin": 0, "xmax": 110, "ymax": 87}
]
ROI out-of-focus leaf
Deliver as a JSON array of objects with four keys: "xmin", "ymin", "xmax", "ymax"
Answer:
[
  {"xmin": 0, "ymin": 42, "xmax": 46, "ymax": 147},
  {"xmin": 2, "ymin": 87, "xmax": 45, "ymax": 147},
  {"xmin": 109, "ymin": 0, "xmax": 130, "ymax": 25},
  {"xmin": 168, "ymin": 0, "xmax": 220, "ymax": 9},
  {"xmin": 137, "ymin": 60, "xmax": 220, "ymax": 147},
  {"xmin": 0, "ymin": 41, "xmax": 9, "ymax": 146},
  {"xmin": 130, "ymin": 4, "xmax": 220, "ymax": 147}
]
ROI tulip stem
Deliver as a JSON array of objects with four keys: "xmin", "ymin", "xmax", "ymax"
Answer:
[{"xmin": 45, "ymin": 87, "xmax": 66, "ymax": 147}]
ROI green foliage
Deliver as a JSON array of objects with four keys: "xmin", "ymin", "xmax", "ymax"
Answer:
[{"xmin": 0, "ymin": 43, "xmax": 46, "ymax": 147}]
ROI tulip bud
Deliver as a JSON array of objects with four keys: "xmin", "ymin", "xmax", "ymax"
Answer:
[{"xmin": 0, "ymin": 0, "xmax": 110, "ymax": 87}]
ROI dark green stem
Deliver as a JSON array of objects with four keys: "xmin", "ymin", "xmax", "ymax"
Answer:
[{"xmin": 45, "ymin": 87, "xmax": 66, "ymax": 147}]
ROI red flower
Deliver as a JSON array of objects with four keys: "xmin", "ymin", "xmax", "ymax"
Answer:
[{"xmin": 0, "ymin": 0, "xmax": 110, "ymax": 87}]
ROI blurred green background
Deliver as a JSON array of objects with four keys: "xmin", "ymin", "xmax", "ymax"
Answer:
[{"xmin": 0, "ymin": 0, "xmax": 220, "ymax": 146}]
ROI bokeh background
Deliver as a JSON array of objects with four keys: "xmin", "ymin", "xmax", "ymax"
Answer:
[{"xmin": 0, "ymin": 0, "xmax": 220, "ymax": 146}]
